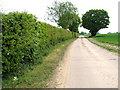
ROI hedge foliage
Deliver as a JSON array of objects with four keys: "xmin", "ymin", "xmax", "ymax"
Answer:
[{"xmin": 2, "ymin": 12, "xmax": 77, "ymax": 77}]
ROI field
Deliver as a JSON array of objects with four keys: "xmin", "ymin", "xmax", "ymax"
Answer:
[
  {"xmin": 92, "ymin": 33, "xmax": 119, "ymax": 46},
  {"xmin": 85, "ymin": 33, "xmax": 119, "ymax": 54}
]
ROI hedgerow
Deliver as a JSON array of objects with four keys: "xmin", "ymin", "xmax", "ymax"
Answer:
[{"xmin": 2, "ymin": 12, "xmax": 76, "ymax": 77}]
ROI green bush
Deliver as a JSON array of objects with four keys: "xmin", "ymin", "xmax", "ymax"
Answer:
[{"xmin": 2, "ymin": 12, "xmax": 75, "ymax": 77}]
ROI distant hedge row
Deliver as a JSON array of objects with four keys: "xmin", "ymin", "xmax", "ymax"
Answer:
[{"xmin": 2, "ymin": 12, "xmax": 77, "ymax": 77}]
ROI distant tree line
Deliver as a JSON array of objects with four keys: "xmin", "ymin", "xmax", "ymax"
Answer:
[{"xmin": 79, "ymin": 31, "xmax": 87, "ymax": 35}]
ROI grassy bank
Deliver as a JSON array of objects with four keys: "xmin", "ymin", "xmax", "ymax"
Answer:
[
  {"xmin": 85, "ymin": 33, "xmax": 119, "ymax": 54},
  {"xmin": 2, "ymin": 38, "xmax": 76, "ymax": 88}
]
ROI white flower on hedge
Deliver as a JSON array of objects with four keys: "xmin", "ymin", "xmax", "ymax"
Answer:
[
  {"xmin": 7, "ymin": 53, "xmax": 9, "ymax": 55},
  {"xmin": 13, "ymin": 77, "xmax": 18, "ymax": 81}
]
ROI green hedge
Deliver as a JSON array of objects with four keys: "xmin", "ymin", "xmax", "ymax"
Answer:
[{"xmin": 2, "ymin": 12, "xmax": 76, "ymax": 77}]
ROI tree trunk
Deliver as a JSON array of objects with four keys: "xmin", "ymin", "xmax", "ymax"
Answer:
[
  {"xmin": 91, "ymin": 32, "xmax": 96, "ymax": 36},
  {"xmin": 90, "ymin": 30, "xmax": 97, "ymax": 37}
]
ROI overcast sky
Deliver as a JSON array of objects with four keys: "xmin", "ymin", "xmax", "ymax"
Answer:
[{"xmin": 0, "ymin": 0, "xmax": 119, "ymax": 34}]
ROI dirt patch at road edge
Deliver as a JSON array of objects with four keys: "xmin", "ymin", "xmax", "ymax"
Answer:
[{"xmin": 47, "ymin": 41, "xmax": 73, "ymax": 88}]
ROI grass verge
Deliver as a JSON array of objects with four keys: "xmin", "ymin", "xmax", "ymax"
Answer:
[
  {"xmin": 2, "ymin": 38, "xmax": 76, "ymax": 88},
  {"xmin": 88, "ymin": 38, "xmax": 118, "ymax": 53},
  {"xmin": 84, "ymin": 33, "xmax": 119, "ymax": 55}
]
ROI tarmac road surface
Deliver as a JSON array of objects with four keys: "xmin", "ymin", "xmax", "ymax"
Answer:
[{"xmin": 66, "ymin": 36, "xmax": 118, "ymax": 88}]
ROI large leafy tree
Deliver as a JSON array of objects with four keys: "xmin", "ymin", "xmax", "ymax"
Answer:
[
  {"xmin": 68, "ymin": 14, "xmax": 81, "ymax": 33},
  {"xmin": 82, "ymin": 9, "xmax": 110, "ymax": 36},
  {"xmin": 47, "ymin": 1, "xmax": 80, "ymax": 31}
]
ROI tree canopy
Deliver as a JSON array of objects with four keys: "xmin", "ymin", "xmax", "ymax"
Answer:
[
  {"xmin": 82, "ymin": 9, "xmax": 110, "ymax": 36},
  {"xmin": 68, "ymin": 14, "xmax": 81, "ymax": 33},
  {"xmin": 47, "ymin": 1, "xmax": 81, "ymax": 32}
]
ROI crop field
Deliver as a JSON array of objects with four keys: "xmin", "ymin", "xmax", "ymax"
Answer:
[
  {"xmin": 92, "ymin": 33, "xmax": 119, "ymax": 46},
  {"xmin": 86, "ymin": 33, "xmax": 119, "ymax": 54}
]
